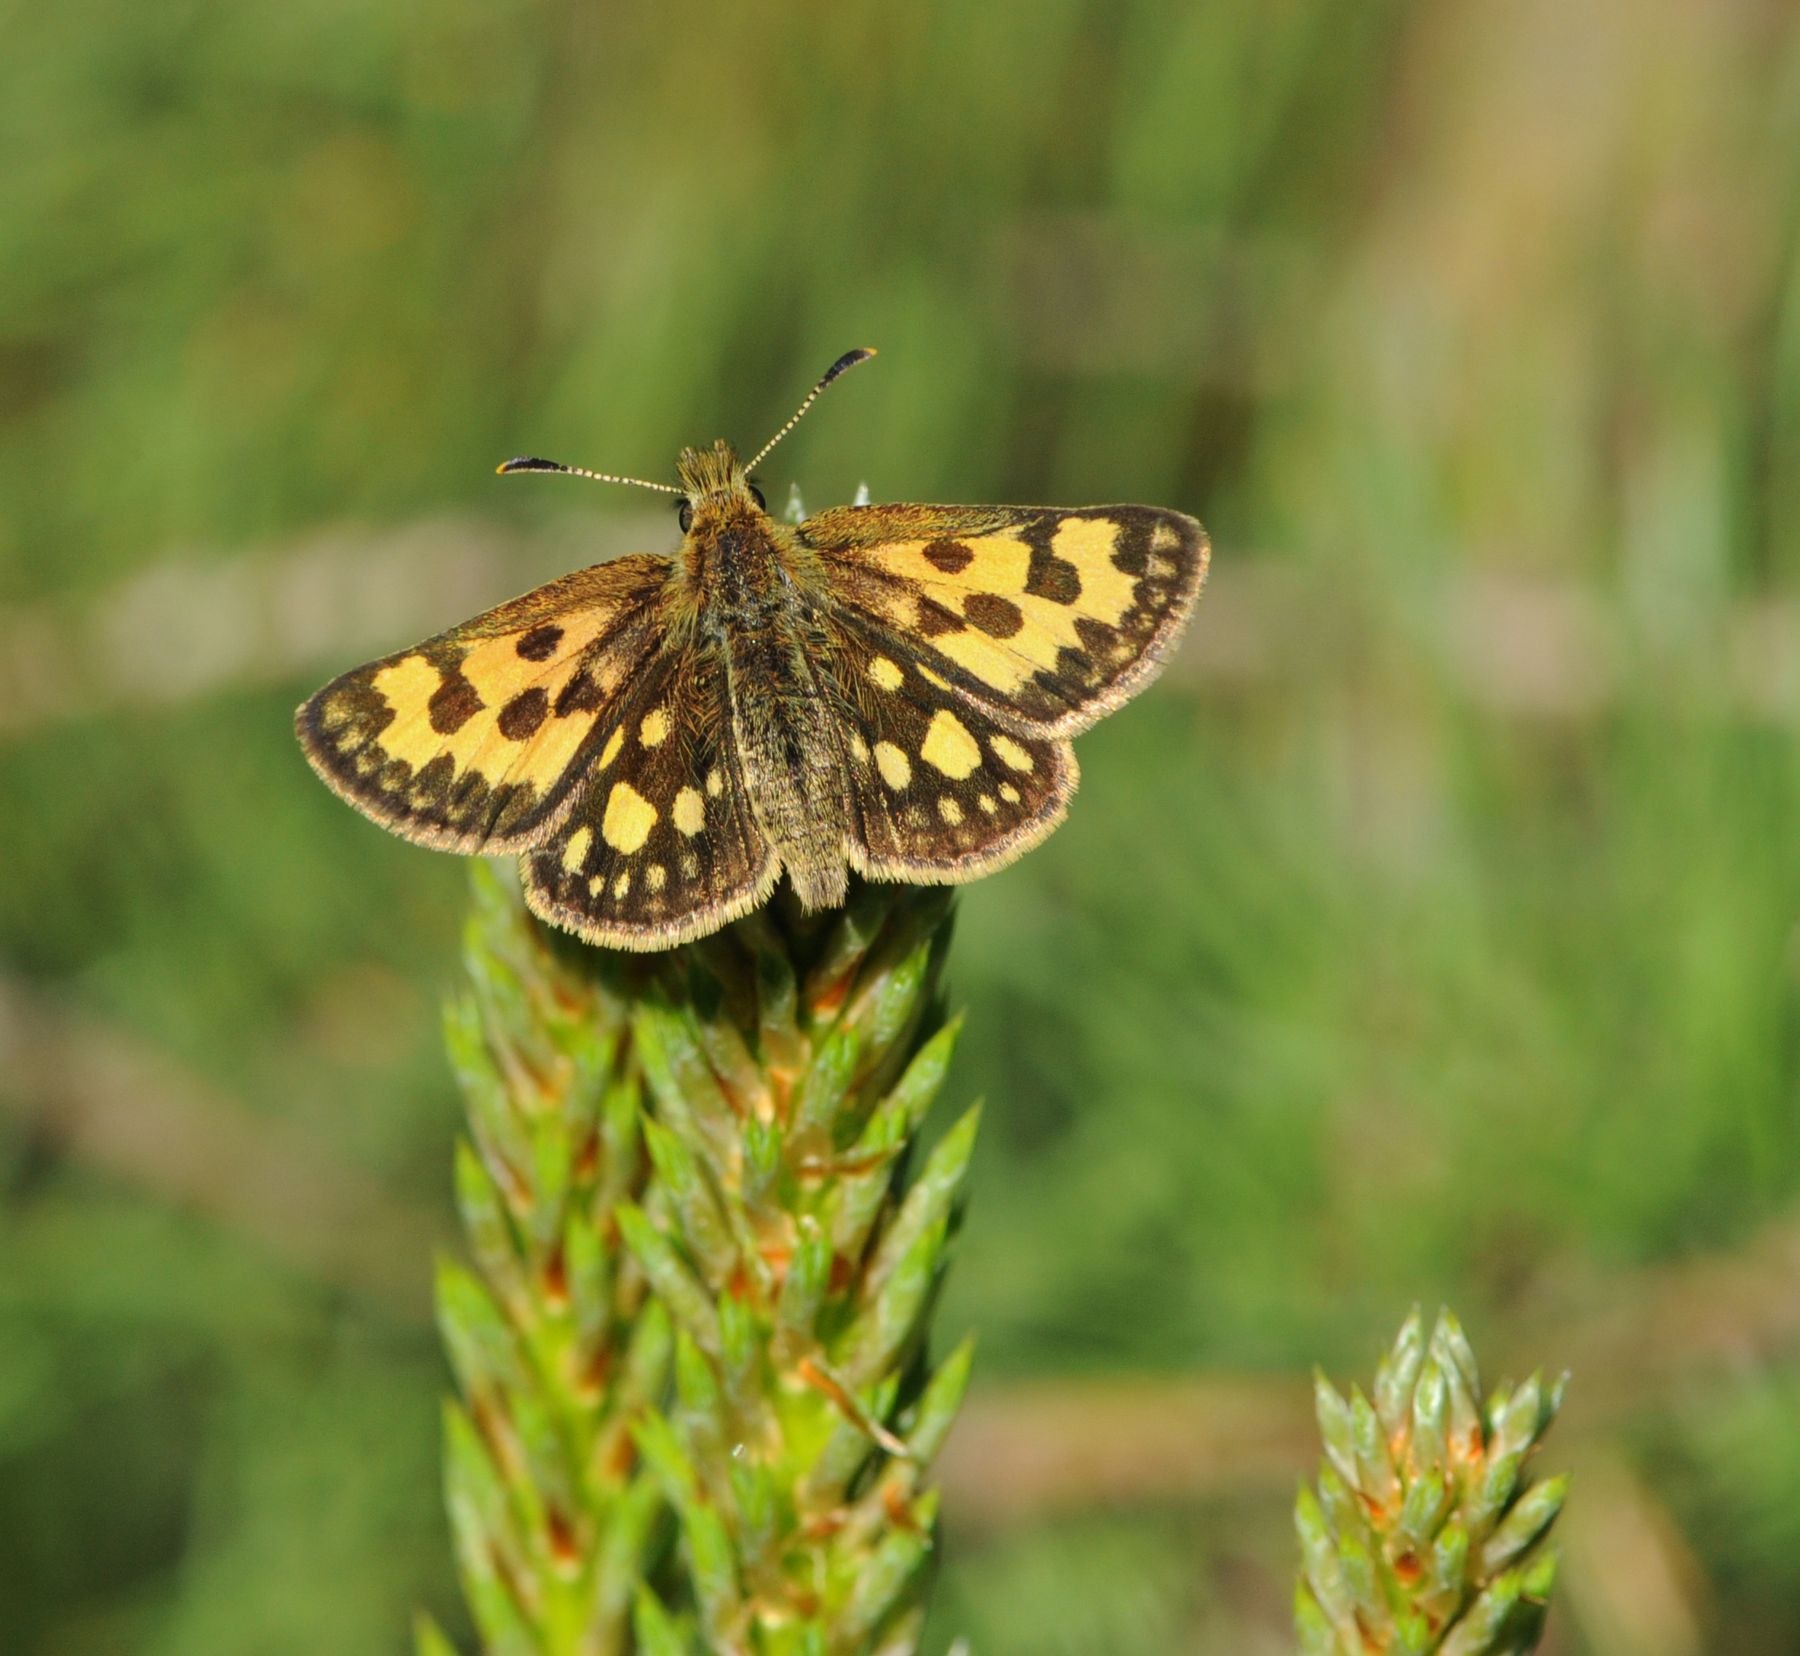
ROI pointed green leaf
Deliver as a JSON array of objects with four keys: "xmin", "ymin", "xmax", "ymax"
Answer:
[
  {"xmin": 1480, "ymin": 1475, "xmax": 1569, "ymax": 1576},
  {"xmin": 526, "ymin": 1109, "xmax": 576, "ymax": 1255},
  {"xmin": 412, "ymin": 1611, "xmax": 461, "ymax": 1656},
  {"xmin": 619, "ymin": 1296, "xmax": 674, "ymax": 1411},
  {"xmin": 1294, "ymin": 1579, "xmax": 1347, "ymax": 1655},
  {"xmin": 1394, "ymin": 1465, "xmax": 1453, "ymax": 1554},
  {"xmin": 905, "ymin": 1334, "xmax": 975, "ymax": 1466},
  {"xmin": 682, "ymin": 1499, "xmax": 742, "ymax": 1645},
  {"xmin": 632, "ymin": 1410, "xmax": 702, "ymax": 1507},
  {"xmin": 1438, "ymin": 1568, "xmax": 1523, "ymax": 1656},
  {"xmin": 617, "ymin": 1203, "xmax": 721, "ymax": 1354},
  {"xmin": 775, "ymin": 1215, "xmax": 832, "ymax": 1353},
  {"xmin": 727, "ymin": 1455, "xmax": 780, "ymax": 1576},
  {"xmin": 435, "ymin": 1258, "xmax": 525, "ymax": 1399},
  {"xmin": 864, "ymin": 1105, "xmax": 979, "ymax": 1305},
  {"xmin": 1294, "ymin": 1482, "xmax": 1361, "ymax": 1645},
  {"xmin": 563, "ymin": 1201, "xmax": 616, "ymax": 1366},
  {"xmin": 838, "ymin": 1215, "xmax": 946, "ymax": 1388},
  {"xmin": 1348, "ymin": 1385, "xmax": 1399, "ymax": 1513},
  {"xmin": 443, "ymin": 995, "xmax": 531, "ymax": 1183},
  {"xmin": 1374, "ymin": 1306, "xmax": 1427, "ymax": 1442},
  {"xmin": 792, "ymin": 1020, "xmax": 864, "ymax": 1148},
  {"xmin": 1489, "ymin": 1373, "xmax": 1551, "ymax": 1463},
  {"xmin": 453, "ymin": 1138, "xmax": 524, "ymax": 1306},
  {"xmin": 633, "ymin": 1002, "xmax": 739, "ymax": 1170},
  {"xmin": 1408, "ymin": 1357, "xmax": 1450, "ymax": 1479},
  {"xmin": 1313, "ymin": 1372, "xmax": 1359, "ymax": 1495},
  {"xmin": 836, "ymin": 1489, "xmax": 937, "ymax": 1647},
  {"xmin": 1423, "ymin": 1517, "xmax": 1471, "ymax": 1618},
  {"xmin": 632, "ymin": 1584, "xmax": 691, "ymax": 1656},
  {"xmin": 642, "ymin": 1116, "xmax": 738, "ymax": 1284},
  {"xmin": 592, "ymin": 1475, "xmax": 666, "ymax": 1642},
  {"xmin": 442, "ymin": 1402, "xmax": 536, "ymax": 1653},
  {"xmin": 596, "ymin": 1069, "xmax": 645, "ymax": 1212}
]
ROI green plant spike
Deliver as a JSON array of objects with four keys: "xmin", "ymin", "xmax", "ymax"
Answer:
[
  {"xmin": 433, "ymin": 868, "xmax": 972, "ymax": 1653},
  {"xmin": 1294, "ymin": 1309, "xmax": 1570, "ymax": 1655},
  {"xmin": 434, "ymin": 864, "xmax": 669, "ymax": 1656},
  {"xmin": 614, "ymin": 881, "xmax": 970, "ymax": 1655}
]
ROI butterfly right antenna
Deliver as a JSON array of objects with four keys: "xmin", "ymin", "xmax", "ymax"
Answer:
[{"xmin": 745, "ymin": 348, "xmax": 878, "ymax": 473}]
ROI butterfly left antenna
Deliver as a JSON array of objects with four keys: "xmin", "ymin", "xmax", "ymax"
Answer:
[
  {"xmin": 496, "ymin": 456, "xmax": 682, "ymax": 495},
  {"xmin": 745, "ymin": 347, "xmax": 878, "ymax": 473}
]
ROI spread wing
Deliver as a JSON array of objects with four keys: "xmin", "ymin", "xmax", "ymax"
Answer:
[
  {"xmin": 801, "ymin": 503, "xmax": 1207, "ymax": 736},
  {"xmin": 296, "ymin": 556, "xmax": 668, "ymax": 853},
  {"xmin": 520, "ymin": 647, "xmax": 779, "ymax": 950},
  {"xmin": 819, "ymin": 611, "xmax": 1076, "ymax": 883}
]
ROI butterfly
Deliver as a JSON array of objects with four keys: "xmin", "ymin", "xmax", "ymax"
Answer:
[{"xmin": 296, "ymin": 350, "xmax": 1209, "ymax": 950}]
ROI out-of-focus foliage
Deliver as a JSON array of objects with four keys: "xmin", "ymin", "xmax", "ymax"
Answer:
[{"xmin": 2, "ymin": 0, "xmax": 1798, "ymax": 1651}]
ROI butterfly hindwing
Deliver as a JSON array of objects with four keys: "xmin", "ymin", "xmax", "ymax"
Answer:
[
  {"xmin": 521, "ymin": 650, "xmax": 779, "ymax": 950},
  {"xmin": 824, "ymin": 615, "xmax": 1076, "ymax": 882},
  {"xmin": 296, "ymin": 556, "xmax": 668, "ymax": 852},
  {"xmin": 803, "ymin": 503, "xmax": 1208, "ymax": 736}
]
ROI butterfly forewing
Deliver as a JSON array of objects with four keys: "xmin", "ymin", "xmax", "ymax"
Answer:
[
  {"xmin": 520, "ymin": 652, "xmax": 779, "ymax": 949},
  {"xmin": 826, "ymin": 614, "xmax": 1076, "ymax": 882},
  {"xmin": 803, "ymin": 504, "xmax": 1207, "ymax": 737},
  {"xmin": 297, "ymin": 557, "xmax": 668, "ymax": 852}
]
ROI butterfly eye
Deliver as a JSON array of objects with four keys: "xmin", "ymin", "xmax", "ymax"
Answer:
[
  {"xmin": 748, "ymin": 483, "xmax": 767, "ymax": 511},
  {"xmin": 676, "ymin": 499, "xmax": 694, "ymax": 533}
]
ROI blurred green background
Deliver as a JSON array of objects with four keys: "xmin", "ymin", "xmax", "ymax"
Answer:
[{"xmin": 4, "ymin": 0, "xmax": 1799, "ymax": 1650}]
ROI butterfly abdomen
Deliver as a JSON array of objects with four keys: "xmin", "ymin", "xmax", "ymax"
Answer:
[{"xmin": 696, "ymin": 510, "xmax": 853, "ymax": 909}]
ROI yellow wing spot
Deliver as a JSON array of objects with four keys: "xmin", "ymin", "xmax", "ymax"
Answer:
[
  {"xmin": 704, "ymin": 767, "xmax": 724, "ymax": 798},
  {"xmin": 920, "ymin": 710, "xmax": 981, "ymax": 779},
  {"xmin": 370, "ymin": 654, "xmax": 440, "ymax": 716},
  {"xmin": 640, "ymin": 706, "xmax": 671, "ymax": 748},
  {"xmin": 680, "ymin": 851, "xmax": 700, "ymax": 879},
  {"xmin": 588, "ymin": 875, "xmax": 605, "ymax": 896},
  {"xmin": 319, "ymin": 695, "xmax": 353, "ymax": 732},
  {"xmin": 873, "ymin": 741, "xmax": 912, "ymax": 791},
  {"xmin": 868, "ymin": 656, "xmax": 904, "ymax": 691},
  {"xmin": 602, "ymin": 782, "xmax": 657, "ymax": 853},
  {"xmin": 612, "ymin": 871, "xmax": 631, "ymax": 899},
  {"xmin": 990, "ymin": 734, "xmax": 1035, "ymax": 773},
  {"xmin": 848, "ymin": 732, "xmax": 870, "ymax": 763},
  {"xmin": 999, "ymin": 782, "xmax": 1021, "ymax": 804},
  {"xmin": 931, "ymin": 628, "xmax": 1032, "ymax": 695},
  {"xmin": 978, "ymin": 794, "xmax": 997, "ymax": 815},
  {"xmin": 1051, "ymin": 519, "xmax": 1136, "ymax": 623},
  {"xmin": 646, "ymin": 863, "xmax": 667, "ymax": 893},
  {"xmin": 561, "ymin": 825, "xmax": 592, "ymax": 874},
  {"xmin": 1150, "ymin": 519, "xmax": 1182, "ymax": 553},
  {"xmin": 938, "ymin": 796, "xmax": 964, "ymax": 826},
  {"xmin": 672, "ymin": 786, "xmax": 706, "ymax": 836},
  {"xmin": 917, "ymin": 664, "xmax": 952, "ymax": 691},
  {"xmin": 598, "ymin": 725, "xmax": 626, "ymax": 770},
  {"xmin": 353, "ymin": 751, "xmax": 380, "ymax": 776}
]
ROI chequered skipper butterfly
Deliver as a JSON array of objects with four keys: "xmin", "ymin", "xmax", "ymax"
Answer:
[{"xmin": 296, "ymin": 351, "xmax": 1209, "ymax": 949}]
